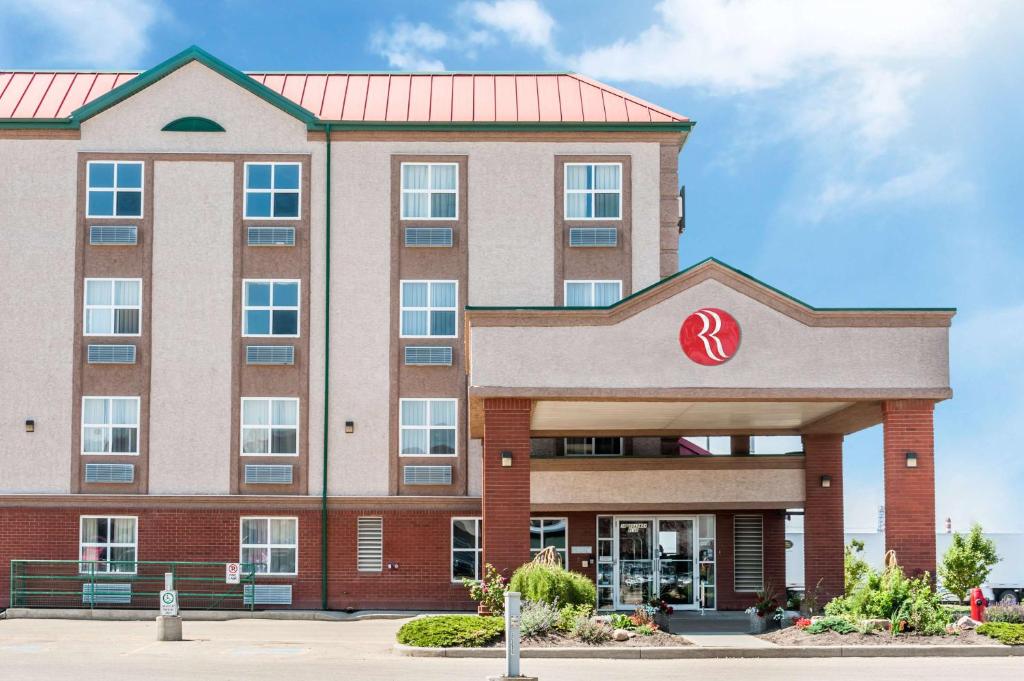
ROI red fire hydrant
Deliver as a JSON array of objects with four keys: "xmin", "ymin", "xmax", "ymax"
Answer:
[{"xmin": 970, "ymin": 587, "xmax": 988, "ymax": 622}]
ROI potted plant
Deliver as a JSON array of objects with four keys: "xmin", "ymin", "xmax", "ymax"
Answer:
[
  {"xmin": 647, "ymin": 598, "xmax": 675, "ymax": 633},
  {"xmin": 746, "ymin": 585, "xmax": 780, "ymax": 634},
  {"xmin": 461, "ymin": 563, "xmax": 507, "ymax": 616}
]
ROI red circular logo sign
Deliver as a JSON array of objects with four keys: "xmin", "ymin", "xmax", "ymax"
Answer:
[{"xmin": 679, "ymin": 308, "xmax": 741, "ymax": 366}]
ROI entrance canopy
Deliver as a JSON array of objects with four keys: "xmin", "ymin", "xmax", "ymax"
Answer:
[{"xmin": 466, "ymin": 259, "xmax": 953, "ymax": 438}]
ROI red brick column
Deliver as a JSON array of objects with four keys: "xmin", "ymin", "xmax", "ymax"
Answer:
[
  {"xmin": 802, "ymin": 433, "xmax": 845, "ymax": 602},
  {"xmin": 883, "ymin": 399, "xmax": 936, "ymax": 578},
  {"xmin": 481, "ymin": 398, "xmax": 532, "ymax": 577}
]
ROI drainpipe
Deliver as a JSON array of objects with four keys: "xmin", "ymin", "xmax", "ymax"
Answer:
[{"xmin": 321, "ymin": 123, "xmax": 332, "ymax": 610}]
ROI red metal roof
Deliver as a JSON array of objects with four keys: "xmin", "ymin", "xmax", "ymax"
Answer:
[{"xmin": 0, "ymin": 70, "xmax": 687, "ymax": 124}]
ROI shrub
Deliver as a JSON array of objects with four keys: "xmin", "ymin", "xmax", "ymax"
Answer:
[
  {"xmin": 461, "ymin": 563, "xmax": 507, "ymax": 615},
  {"xmin": 508, "ymin": 562, "xmax": 596, "ymax": 607},
  {"xmin": 630, "ymin": 604, "xmax": 659, "ymax": 629},
  {"xmin": 977, "ymin": 622, "xmax": 1024, "ymax": 646},
  {"xmin": 519, "ymin": 599, "xmax": 561, "ymax": 638},
  {"xmin": 609, "ymin": 613, "xmax": 633, "ymax": 630},
  {"xmin": 845, "ymin": 539, "xmax": 872, "ymax": 594},
  {"xmin": 985, "ymin": 605, "xmax": 1024, "ymax": 624},
  {"xmin": 634, "ymin": 624, "xmax": 657, "ymax": 636},
  {"xmin": 826, "ymin": 559, "xmax": 951, "ymax": 635},
  {"xmin": 806, "ymin": 615, "xmax": 858, "ymax": 635},
  {"xmin": 939, "ymin": 524, "xmax": 999, "ymax": 604},
  {"xmin": 396, "ymin": 615, "xmax": 504, "ymax": 648},
  {"xmin": 571, "ymin": 615, "xmax": 612, "ymax": 644},
  {"xmin": 556, "ymin": 603, "xmax": 594, "ymax": 632}
]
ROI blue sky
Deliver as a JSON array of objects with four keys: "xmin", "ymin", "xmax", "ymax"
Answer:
[{"xmin": 2, "ymin": 0, "xmax": 1021, "ymax": 533}]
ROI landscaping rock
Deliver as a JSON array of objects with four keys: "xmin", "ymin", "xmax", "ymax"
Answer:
[
  {"xmin": 862, "ymin": 619, "xmax": 892, "ymax": 631},
  {"xmin": 956, "ymin": 616, "xmax": 980, "ymax": 630},
  {"xmin": 612, "ymin": 629, "xmax": 630, "ymax": 642}
]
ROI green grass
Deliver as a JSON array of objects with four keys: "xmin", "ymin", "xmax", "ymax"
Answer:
[
  {"xmin": 977, "ymin": 622, "xmax": 1024, "ymax": 646},
  {"xmin": 396, "ymin": 615, "xmax": 504, "ymax": 648}
]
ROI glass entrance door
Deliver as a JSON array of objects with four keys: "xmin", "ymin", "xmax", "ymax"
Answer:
[
  {"xmin": 616, "ymin": 519, "xmax": 654, "ymax": 607},
  {"xmin": 656, "ymin": 518, "xmax": 695, "ymax": 608}
]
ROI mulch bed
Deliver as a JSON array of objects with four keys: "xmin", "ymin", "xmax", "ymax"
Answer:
[
  {"xmin": 490, "ymin": 631, "xmax": 691, "ymax": 648},
  {"xmin": 761, "ymin": 627, "xmax": 997, "ymax": 646}
]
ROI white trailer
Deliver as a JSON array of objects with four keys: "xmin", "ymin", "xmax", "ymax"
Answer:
[{"xmin": 785, "ymin": 531, "xmax": 1024, "ymax": 604}]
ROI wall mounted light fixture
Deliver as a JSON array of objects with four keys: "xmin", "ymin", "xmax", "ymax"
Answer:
[
  {"xmin": 25, "ymin": 419, "xmax": 35, "ymax": 433},
  {"xmin": 501, "ymin": 450, "xmax": 513, "ymax": 467},
  {"xmin": 820, "ymin": 475, "xmax": 831, "ymax": 488},
  {"xmin": 344, "ymin": 421, "xmax": 354, "ymax": 434},
  {"xmin": 906, "ymin": 451, "xmax": 918, "ymax": 468}
]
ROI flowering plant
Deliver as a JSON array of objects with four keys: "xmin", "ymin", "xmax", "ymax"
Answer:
[
  {"xmin": 749, "ymin": 585, "xmax": 781, "ymax": 617},
  {"xmin": 629, "ymin": 604, "xmax": 661, "ymax": 630},
  {"xmin": 793, "ymin": 616, "xmax": 812, "ymax": 629},
  {"xmin": 647, "ymin": 597, "xmax": 675, "ymax": 615},
  {"xmin": 462, "ymin": 563, "xmax": 507, "ymax": 615}
]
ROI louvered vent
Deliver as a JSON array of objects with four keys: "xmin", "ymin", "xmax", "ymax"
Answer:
[
  {"xmin": 244, "ymin": 464, "xmax": 293, "ymax": 485},
  {"xmin": 90, "ymin": 225, "xmax": 138, "ymax": 246},
  {"xmin": 403, "ymin": 465, "xmax": 452, "ymax": 485},
  {"xmin": 733, "ymin": 515, "xmax": 764, "ymax": 592},
  {"xmin": 569, "ymin": 227, "xmax": 617, "ymax": 247},
  {"xmin": 357, "ymin": 517, "xmax": 384, "ymax": 572},
  {"xmin": 247, "ymin": 226, "xmax": 296, "ymax": 246},
  {"xmin": 84, "ymin": 463, "xmax": 135, "ymax": 484},
  {"xmin": 405, "ymin": 227, "xmax": 453, "ymax": 247},
  {"xmin": 404, "ymin": 346, "xmax": 453, "ymax": 366},
  {"xmin": 246, "ymin": 345, "xmax": 295, "ymax": 365},
  {"xmin": 243, "ymin": 584, "xmax": 292, "ymax": 605},
  {"xmin": 87, "ymin": 344, "xmax": 136, "ymax": 364}
]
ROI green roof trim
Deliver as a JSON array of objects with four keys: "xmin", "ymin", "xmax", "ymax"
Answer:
[
  {"xmin": 161, "ymin": 116, "xmax": 225, "ymax": 132},
  {"xmin": 465, "ymin": 257, "xmax": 957, "ymax": 313},
  {"xmin": 70, "ymin": 46, "xmax": 317, "ymax": 128}
]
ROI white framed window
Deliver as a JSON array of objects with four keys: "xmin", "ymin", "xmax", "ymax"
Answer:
[
  {"xmin": 84, "ymin": 278, "xmax": 142, "ymax": 336},
  {"xmin": 400, "ymin": 162, "xmax": 458, "ymax": 219},
  {"xmin": 564, "ymin": 162, "xmax": 622, "ymax": 220},
  {"xmin": 241, "ymin": 398, "xmax": 299, "ymax": 456},
  {"xmin": 79, "ymin": 516, "xmax": 137, "ymax": 574},
  {"xmin": 564, "ymin": 437, "xmax": 622, "ymax": 457},
  {"xmin": 244, "ymin": 162, "xmax": 301, "ymax": 219},
  {"xmin": 400, "ymin": 398, "xmax": 457, "ymax": 456},
  {"xmin": 451, "ymin": 517, "xmax": 481, "ymax": 581},
  {"xmin": 243, "ymin": 279, "xmax": 299, "ymax": 337},
  {"xmin": 240, "ymin": 517, "xmax": 298, "ymax": 575},
  {"xmin": 564, "ymin": 280, "xmax": 622, "ymax": 307},
  {"xmin": 87, "ymin": 161, "xmax": 143, "ymax": 218},
  {"xmin": 530, "ymin": 517, "xmax": 568, "ymax": 566},
  {"xmin": 400, "ymin": 280, "xmax": 457, "ymax": 338},
  {"xmin": 81, "ymin": 397, "xmax": 139, "ymax": 455}
]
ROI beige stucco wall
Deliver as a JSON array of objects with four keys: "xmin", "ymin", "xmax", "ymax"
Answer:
[
  {"xmin": 531, "ymin": 468, "xmax": 805, "ymax": 506},
  {"xmin": 472, "ymin": 278, "xmax": 951, "ymax": 391},
  {"xmin": 0, "ymin": 141, "xmax": 78, "ymax": 493},
  {"xmin": 467, "ymin": 438, "xmax": 483, "ymax": 497},
  {"xmin": 80, "ymin": 62, "xmax": 311, "ymax": 153},
  {"xmin": 147, "ymin": 162, "xmax": 234, "ymax": 494}
]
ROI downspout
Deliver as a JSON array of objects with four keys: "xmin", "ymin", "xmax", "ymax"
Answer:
[{"xmin": 321, "ymin": 123, "xmax": 332, "ymax": 610}]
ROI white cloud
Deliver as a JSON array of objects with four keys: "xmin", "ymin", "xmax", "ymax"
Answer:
[
  {"xmin": 2, "ymin": 0, "xmax": 162, "ymax": 68},
  {"xmin": 461, "ymin": 0, "xmax": 555, "ymax": 50},
  {"xmin": 370, "ymin": 21, "xmax": 448, "ymax": 71}
]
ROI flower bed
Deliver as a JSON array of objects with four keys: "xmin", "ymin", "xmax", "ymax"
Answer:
[{"xmin": 762, "ymin": 626, "xmax": 996, "ymax": 647}]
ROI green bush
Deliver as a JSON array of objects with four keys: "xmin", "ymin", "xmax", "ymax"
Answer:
[
  {"xmin": 844, "ymin": 539, "xmax": 872, "ymax": 594},
  {"xmin": 396, "ymin": 615, "xmax": 504, "ymax": 648},
  {"xmin": 508, "ymin": 562, "xmax": 597, "ymax": 607},
  {"xmin": 977, "ymin": 622, "xmax": 1024, "ymax": 645},
  {"xmin": 806, "ymin": 615, "xmax": 858, "ymax": 635},
  {"xmin": 939, "ymin": 524, "xmax": 999, "ymax": 603},
  {"xmin": 519, "ymin": 599, "xmax": 561, "ymax": 637},
  {"xmin": 571, "ymin": 614, "xmax": 612, "ymax": 644},
  {"xmin": 609, "ymin": 613, "xmax": 633, "ymax": 630},
  {"xmin": 826, "ymin": 562, "xmax": 951, "ymax": 635},
  {"xmin": 556, "ymin": 603, "xmax": 594, "ymax": 632}
]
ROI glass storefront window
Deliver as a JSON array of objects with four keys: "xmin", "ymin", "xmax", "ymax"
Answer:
[
  {"xmin": 530, "ymin": 518, "xmax": 568, "ymax": 566},
  {"xmin": 698, "ymin": 514, "xmax": 716, "ymax": 609}
]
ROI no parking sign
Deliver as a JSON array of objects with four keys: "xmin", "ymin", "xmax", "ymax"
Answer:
[{"xmin": 225, "ymin": 562, "xmax": 241, "ymax": 584}]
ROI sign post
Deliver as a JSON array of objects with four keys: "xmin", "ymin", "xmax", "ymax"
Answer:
[
  {"xmin": 156, "ymin": 572, "xmax": 182, "ymax": 641},
  {"xmin": 225, "ymin": 562, "xmax": 240, "ymax": 584},
  {"xmin": 505, "ymin": 591, "xmax": 520, "ymax": 678}
]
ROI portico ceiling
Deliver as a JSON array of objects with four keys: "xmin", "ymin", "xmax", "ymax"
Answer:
[{"xmin": 529, "ymin": 399, "xmax": 855, "ymax": 436}]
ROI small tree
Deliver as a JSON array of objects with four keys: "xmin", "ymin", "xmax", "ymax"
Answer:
[
  {"xmin": 939, "ymin": 524, "xmax": 999, "ymax": 603},
  {"xmin": 844, "ymin": 539, "xmax": 872, "ymax": 594}
]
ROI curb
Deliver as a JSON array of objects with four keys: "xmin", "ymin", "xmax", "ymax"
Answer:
[
  {"xmin": 392, "ymin": 643, "xmax": 1024, "ymax": 659},
  {"xmin": 2, "ymin": 608, "xmax": 425, "ymax": 622}
]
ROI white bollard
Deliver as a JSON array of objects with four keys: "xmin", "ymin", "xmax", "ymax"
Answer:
[{"xmin": 487, "ymin": 591, "xmax": 536, "ymax": 681}]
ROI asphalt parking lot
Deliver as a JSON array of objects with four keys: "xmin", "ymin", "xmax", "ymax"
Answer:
[{"xmin": 1, "ymin": 617, "xmax": 1022, "ymax": 680}]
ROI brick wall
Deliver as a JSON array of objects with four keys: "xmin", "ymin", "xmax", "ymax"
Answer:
[
  {"xmin": 481, "ymin": 398, "xmax": 532, "ymax": 576},
  {"xmin": 883, "ymin": 399, "xmax": 936, "ymax": 578},
  {"xmin": 715, "ymin": 510, "xmax": 786, "ymax": 610},
  {"xmin": 803, "ymin": 433, "xmax": 845, "ymax": 602},
  {"xmin": 0, "ymin": 506, "xmax": 473, "ymax": 611}
]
